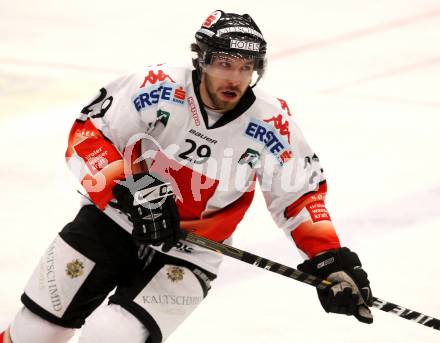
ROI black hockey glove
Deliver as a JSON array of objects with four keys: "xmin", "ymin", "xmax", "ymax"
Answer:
[
  {"xmin": 112, "ymin": 173, "xmax": 181, "ymax": 252},
  {"xmin": 297, "ymin": 247, "xmax": 373, "ymax": 324}
]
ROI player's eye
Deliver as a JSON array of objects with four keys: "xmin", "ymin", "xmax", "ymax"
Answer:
[
  {"xmin": 241, "ymin": 65, "xmax": 253, "ymax": 72},
  {"xmin": 219, "ymin": 61, "xmax": 232, "ymax": 69}
]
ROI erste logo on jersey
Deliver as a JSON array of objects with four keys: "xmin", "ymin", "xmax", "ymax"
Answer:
[
  {"xmin": 133, "ymin": 83, "xmax": 186, "ymax": 111},
  {"xmin": 133, "ymin": 68, "xmax": 186, "ymax": 110},
  {"xmin": 244, "ymin": 118, "xmax": 292, "ymax": 165}
]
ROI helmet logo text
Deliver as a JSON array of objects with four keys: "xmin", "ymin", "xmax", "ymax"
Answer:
[{"xmin": 230, "ymin": 39, "xmax": 260, "ymax": 52}]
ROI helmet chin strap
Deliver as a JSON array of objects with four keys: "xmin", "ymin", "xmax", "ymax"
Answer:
[
  {"xmin": 203, "ymin": 90, "xmax": 225, "ymax": 113},
  {"xmin": 204, "ymin": 103, "xmax": 222, "ymax": 111},
  {"xmin": 251, "ymin": 73, "xmax": 262, "ymax": 88}
]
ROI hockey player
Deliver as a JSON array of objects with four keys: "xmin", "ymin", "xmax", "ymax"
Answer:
[{"xmin": 1, "ymin": 10, "xmax": 373, "ymax": 343}]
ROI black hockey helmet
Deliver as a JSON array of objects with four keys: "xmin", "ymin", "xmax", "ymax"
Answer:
[{"xmin": 194, "ymin": 10, "xmax": 267, "ymax": 85}]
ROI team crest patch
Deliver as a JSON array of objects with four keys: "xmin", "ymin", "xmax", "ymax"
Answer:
[
  {"xmin": 156, "ymin": 109, "xmax": 170, "ymax": 126},
  {"xmin": 66, "ymin": 259, "xmax": 84, "ymax": 279},
  {"xmin": 239, "ymin": 148, "xmax": 261, "ymax": 168},
  {"xmin": 166, "ymin": 266, "xmax": 185, "ymax": 282}
]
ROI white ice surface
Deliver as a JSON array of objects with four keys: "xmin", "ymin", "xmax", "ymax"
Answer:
[{"xmin": 1, "ymin": 1, "xmax": 439, "ymax": 342}]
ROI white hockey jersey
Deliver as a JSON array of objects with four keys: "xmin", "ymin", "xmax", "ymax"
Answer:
[{"xmin": 66, "ymin": 64, "xmax": 340, "ymax": 273}]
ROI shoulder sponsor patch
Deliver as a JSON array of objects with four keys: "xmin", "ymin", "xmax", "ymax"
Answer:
[
  {"xmin": 244, "ymin": 118, "xmax": 292, "ymax": 165},
  {"xmin": 306, "ymin": 201, "xmax": 331, "ymax": 223},
  {"xmin": 133, "ymin": 83, "xmax": 186, "ymax": 111}
]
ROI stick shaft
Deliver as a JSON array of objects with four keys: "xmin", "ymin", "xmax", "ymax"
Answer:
[{"xmin": 182, "ymin": 232, "xmax": 440, "ymax": 331}]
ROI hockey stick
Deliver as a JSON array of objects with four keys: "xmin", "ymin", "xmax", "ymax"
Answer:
[{"xmin": 181, "ymin": 231, "xmax": 440, "ymax": 332}]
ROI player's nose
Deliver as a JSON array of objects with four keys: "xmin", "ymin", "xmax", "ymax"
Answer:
[{"xmin": 225, "ymin": 77, "xmax": 240, "ymax": 87}]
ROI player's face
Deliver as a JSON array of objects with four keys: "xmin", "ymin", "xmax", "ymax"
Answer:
[{"xmin": 200, "ymin": 54, "xmax": 254, "ymax": 113}]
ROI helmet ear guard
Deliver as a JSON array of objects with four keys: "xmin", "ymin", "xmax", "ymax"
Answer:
[{"xmin": 194, "ymin": 10, "xmax": 267, "ymax": 86}]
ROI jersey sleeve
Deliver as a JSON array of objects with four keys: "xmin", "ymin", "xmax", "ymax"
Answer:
[
  {"xmin": 65, "ymin": 72, "xmax": 156, "ymax": 209},
  {"xmin": 256, "ymin": 99, "xmax": 341, "ymax": 258}
]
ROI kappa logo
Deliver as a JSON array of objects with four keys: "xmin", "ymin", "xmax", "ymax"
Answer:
[
  {"xmin": 264, "ymin": 114, "xmax": 291, "ymax": 144},
  {"xmin": 66, "ymin": 259, "xmax": 84, "ymax": 279},
  {"xmin": 166, "ymin": 266, "xmax": 185, "ymax": 282},
  {"xmin": 239, "ymin": 148, "xmax": 261, "ymax": 168},
  {"xmin": 188, "ymin": 97, "xmax": 200, "ymax": 126},
  {"xmin": 277, "ymin": 98, "xmax": 293, "ymax": 116},
  {"xmin": 140, "ymin": 70, "xmax": 175, "ymax": 87}
]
